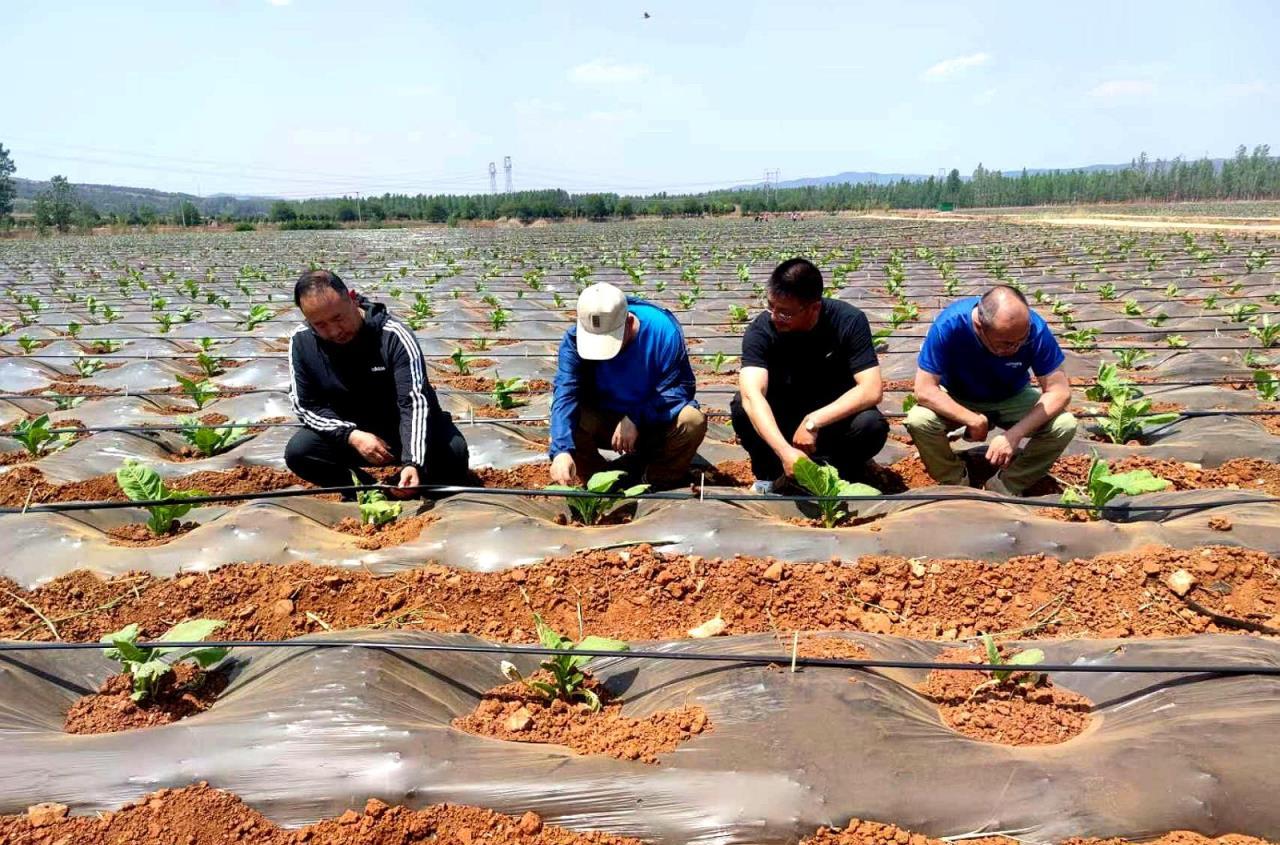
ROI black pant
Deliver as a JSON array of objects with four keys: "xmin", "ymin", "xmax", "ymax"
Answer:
[
  {"xmin": 729, "ymin": 392, "xmax": 888, "ymax": 482},
  {"xmin": 285, "ymin": 415, "xmax": 470, "ymax": 497}
]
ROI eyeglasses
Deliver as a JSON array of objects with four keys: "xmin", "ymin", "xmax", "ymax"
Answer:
[
  {"xmin": 766, "ymin": 298, "xmax": 815, "ymax": 323},
  {"xmin": 975, "ymin": 319, "xmax": 1029, "ymax": 355}
]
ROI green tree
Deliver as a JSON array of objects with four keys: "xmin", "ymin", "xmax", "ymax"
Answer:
[
  {"xmin": 175, "ymin": 200, "xmax": 202, "ymax": 226},
  {"xmin": 0, "ymin": 143, "xmax": 15, "ymax": 222},
  {"xmin": 945, "ymin": 168, "xmax": 962, "ymax": 197},
  {"xmin": 74, "ymin": 202, "xmax": 100, "ymax": 231},
  {"xmin": 35, "ymin": 175, "xmax": 76, "ymax": 233},
  {"xmin": 269, "ymin": 200, "xmax": 297, "ymax": 222}
]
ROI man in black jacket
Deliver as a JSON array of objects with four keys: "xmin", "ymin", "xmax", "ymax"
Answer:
[{"xmin": 285, "ymin": 269, "xmax": 469, "ymax": 498}]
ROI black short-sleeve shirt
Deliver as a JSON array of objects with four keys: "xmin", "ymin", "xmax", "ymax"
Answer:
[{"xmin": 741, "ymin": 298, "xmax": 879, "ymax": 407}]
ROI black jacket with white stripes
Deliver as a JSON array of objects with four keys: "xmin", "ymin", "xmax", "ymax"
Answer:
[{"xmin": 288, "ymin": 295, "xmax": 443, "ymax": 471}]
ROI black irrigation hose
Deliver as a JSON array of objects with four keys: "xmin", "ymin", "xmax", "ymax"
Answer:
[
  {"xmin": 1, "ymin": 480, "xmax": 1275, "ymax": 516},
  {"xmin": 0, "ymin": 638, "xmax": 1277, "ymax": 678},
  {"xmin": 7, "ymin": 408, "xmax": 1280, "ymax": 437}
]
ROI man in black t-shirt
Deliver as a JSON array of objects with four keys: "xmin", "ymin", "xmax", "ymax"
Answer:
[{"xmin": 730, "ymin": 258, "xmax": 888, "ymax": 492}]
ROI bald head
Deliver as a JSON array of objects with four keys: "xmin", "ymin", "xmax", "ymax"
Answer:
[{"xmin": 974, "ymin": 286, "xmax": 1031, "ymax": 356}]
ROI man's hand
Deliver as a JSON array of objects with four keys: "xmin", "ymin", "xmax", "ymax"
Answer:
[
  {"xmin": 348, "ymin": 430, "xmax": 395, "ymax": 465},
  {"xmin": 963, "ymin": 414, "xmax": 990, "ymax": 442},
  {"xmin": 550, "ymin": 452, "xmax": 579, "ymax": 486},
  {"xmin": 790, "ymin": 418, "xmax": 817, "ymax": 454},
  {"xmin": 780, "ymin": 445, "xmax": 809, "ymax": 478},
  {"xmin": 388, "ymin": 465, "xmax": 420, "ymax": 499},
  {"xmin": 985, "ymin": 433, "xmax": 1016, "ymax": 468},
  {"xmin": 611, "ymin": 416, "xmax": 638, "ymax": 454}
]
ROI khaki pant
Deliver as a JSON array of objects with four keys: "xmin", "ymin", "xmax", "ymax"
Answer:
[
  {"xmin": 572, "ymin": 404, "xmax": 707, "ymax": 488},
  {"xmin": 903, "ymin": 386, "xmax": 1077, "ymax": 495}
]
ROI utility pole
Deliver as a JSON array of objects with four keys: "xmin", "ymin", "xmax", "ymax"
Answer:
[
  {"xmin": 503, "ymin": 156, "xmax": 513, "ymax": 193},
  {"xmin": 489, "ymin": 162, "xmax": 498, "ymax": 194}
]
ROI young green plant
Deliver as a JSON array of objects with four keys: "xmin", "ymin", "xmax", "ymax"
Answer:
[
  {"xmin": 178, "ymin": 418, "xmax": 251, "ymax": 457},
  {"xmin": 1060, "ymin": 452, "xmax": 1170, "ymax": 519},
  {"xmin": 116, "ymin": 459, "xmax": 205, "ymax": 536},
  {"xmin": 546, "ymin": 470, "xmax": 649, "ymax": 526},
  {"xmin": 351, "ymin": 471, "xmax": 401, "ymax": 526},
  {"xmin": 792, "ymin": 456, "xmax": 879, "ymax": 528},
  {"xmin": 499, "ymin": 612, "xmax": 629, "ymax": 712},
  {"xmin": 100, "ymin": 619, "xmax": 229, "ymax": 703}
]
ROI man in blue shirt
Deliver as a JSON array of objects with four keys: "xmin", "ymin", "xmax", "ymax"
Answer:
[
  {"xmin": 549, "ymin": 282, "xmax": 706, "ymax": 489},
  {"xmin": 905, "ymin": 285, "xmax": 1076, "ymax": 495}
]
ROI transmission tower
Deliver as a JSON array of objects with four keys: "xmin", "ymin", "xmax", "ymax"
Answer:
[
  {"xmin": 503, "ymin": 156, "xmax": 513, "ymax": 193},
  {"xmin": 763, "ymin": 169, "xmax": 780, "ymax": 206},
  {"xmin": 489, "ymin": 162, "xmax": 498, "ymax": 194}
]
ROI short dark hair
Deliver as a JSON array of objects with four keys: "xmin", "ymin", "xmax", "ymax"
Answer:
[
  {"xmin": 976, "ymin": 284, "xmax": 1028, "ymax": 327},
  {"xmin": 767, "ymin": 257, "xmax": 823, "ymax": 302},
  {"xmin": 294, "ymin": 269, "xmax": 347, "ymax": 307}
]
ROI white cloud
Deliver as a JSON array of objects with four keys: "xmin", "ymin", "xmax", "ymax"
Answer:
[
  {"xmin": 1223, "ymin": 80, "xmax": 1268, "ymax": 97},
  {"xmin": 922, "ymin": 52, "xmax": 991, "ymax": 81},
  {"xmin": 569, "ymin": 59, "xmax": 650, "ymax": 85},
  {"xmin": 974, "ymin": 88, "xmax": 998, "ymax": 106},
  {"xmin": 1089, "ymin": 79, "xmax": 1156, "ymax": 98}
]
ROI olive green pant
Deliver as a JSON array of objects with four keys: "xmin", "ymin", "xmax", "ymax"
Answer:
[
  {"xmin": 903, "ymin": 386, "xmax": 1077, "ymax": 495},
  {"xmin": 572, "ymin": 403, "xmax": 708, "ymax": 489}
]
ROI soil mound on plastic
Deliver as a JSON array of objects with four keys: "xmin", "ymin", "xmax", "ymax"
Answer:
[
  {"xmin": 452, "ymin": 673, "xmax": 710, "ymax": 763},
  {"xmin": 802, "ymin": 821, "xmax": 1276, "ymax": 845},
  {"xmin": 0, "ymin": 784, "xmax": 645, "ymax": 845},
  {"xmin": 919, "ymin": 647, "xmax": 1093, "ymax": 746},
  {"xmin": 332, "ymin": 513, "xmax": 436, "ymax": 549},
  {"xmin": 475, "ymin": 463, "xmax": 553, "ymax": 489},
  {"xmin": 105, "ymin": 520, "xmax": 198, "ymax": 546},
  {"xmin": 1, "ymin": 545, "xmax": 1276, "ymax": 644},
  {"xmin": 64, "ymin": 663, "xmax": 228, "ymax": 735},
  {"xmin": 0, "ymin": 465, "xmax": 307, "ymax": 507},
  {"xmin": 1045, "ymin": 455, "xmax": 1280, "ymax": 497}
]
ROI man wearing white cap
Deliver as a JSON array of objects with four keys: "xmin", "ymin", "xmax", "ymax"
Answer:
[{"xmin": 549, "ymin": 282, "xmax": 707, "ymax": 488}]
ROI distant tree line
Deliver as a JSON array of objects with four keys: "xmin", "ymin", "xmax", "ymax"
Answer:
[{"xmin": 2, "ymin": 142, "xmax": 1278, "ymax": 234}]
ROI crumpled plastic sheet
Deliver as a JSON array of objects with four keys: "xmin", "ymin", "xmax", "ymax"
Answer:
[
  {"xmin": 0, "ymin": 489, "xmax": 1275, "ymax": 587},
  {"xmin": 0, "ymin": 631, "xmax": 1276, "ymax": 845}
]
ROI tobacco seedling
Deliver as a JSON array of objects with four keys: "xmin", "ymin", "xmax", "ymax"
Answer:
[
  {"xmin": 547, "ymin": 470, "xmax": 649, "ymax": 526},
  {"xmin": 101, "ymin": 619, "xmax": 229, "ymax": 703},
  {"xmin": 196, "ymin": 351, "xmax": 223, "ymax": 377},
  {"xmin": 1063, "ymin": 328, "xmax": 1099, "ymax": 351},
  {"xmin": 792, "ymin": 456, "xmax": 879, "ymax": 528},
  {"xmin": 1113, "ymin": 348, "xmax": 1151, "ymax": 370},
  {"xmin": 1097, "ymin": 393, "xmax": 1180, "ymax": 444},
  {"xmin": 351, "ymin": 472, "xmax": 402, "ymax": 526},
  {"xmin": 1085, "ymin": 362, "xmax": 1141, "ymax": 404},
  {"xmin": 1166, "ymin": 335, "xmax": 1189, "ymax": 348},
  {"xmin": 491, "ymin": 376, "xmax": 528, "ymax": 410},
  {"xmin": 44, "ymin": 392, "xmax": 85, "ymax": 411},
  {"xmin": 17, "ymin": 335, "xmax": 38, "ymax": 354},
  {"xmin": 74, "ymin": 356, "xmax": 106, "ymax": 377},
  {"xmin": 116, "ymin": 459, "xmax": 205, "ymax": 536},
  {"xmin": 176, "ymin": 375, "xmax": 219, "ymax": 410},
  {"xmin": 1249, "ymin": 316, "xmax": 1279, "ymax": 348},
  {"xmin": 488, "ymin": 308, "xmax": 512, "ymax": 331},
  {"xmin": 11, "ymin": 414, "xmax": 75, "ymax": 456},
  {"xmin": 239, "ymin": 304, "xmax": 273, "ymax": 331},
  {"xmin": 1060, "ymin": 452, "xmax": 1170, "ymax": 518},
  {"xmin": 499, "ymin": 612, "xmax": 629, "ymax": 712},
  {"xmin": 179, "ymin": 418, "xmax": 251, "ymax": 457},
  {"xmin": 1255, "ymin": 371, "xmax": 1279, "ymax": 402},
  {"xmin": 702, "ymin": 351, "xmax": 731, "ymax": 374},
  {"xmin": 450, "ymin": 348, "xmax": 471, "ymax": 375},
  {"xmin": 971, "ymin": 633, "xmax": 1044, "ymax": 695}
]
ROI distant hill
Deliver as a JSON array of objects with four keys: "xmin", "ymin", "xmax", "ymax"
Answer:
[{"xmin": 12, "ymin": 178, "xmax": 276, "ymax": 218}]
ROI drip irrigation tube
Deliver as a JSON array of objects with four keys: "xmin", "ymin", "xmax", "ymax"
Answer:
[
  {"xmin": 0, "ymin": 480, "xmax": 1274, "ymax": 516},
  {"xmin": 7, "ymin": 407, "xmax": 1280, "ymax": 437},
  {"xmin": 0, "ymin": 637, "xmax": 1276, "ymax": 678}
]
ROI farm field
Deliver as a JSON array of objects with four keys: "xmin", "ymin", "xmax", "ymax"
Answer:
[{"xmin": 0, "ymin": 215, "xmax": 1278, "ymax": 844}]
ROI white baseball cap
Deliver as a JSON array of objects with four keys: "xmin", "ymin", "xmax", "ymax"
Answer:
[{"xmin": 575, "ymin": 283, "xmax": 629, "ymax": 360}]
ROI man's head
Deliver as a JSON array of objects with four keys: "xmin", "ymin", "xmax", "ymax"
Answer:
[
  {"xmin": 973, "ymin": 285, "xmax": 1031, "ymax": 357},
  {"xmin": 575, "ymin": 282, "xmax": 637, "ymax": 360},
  {"xmin": 294, "ymin": 269, "xmax": 363, "ymax": 345},
  {"xmin": 766, "ymin": 258, "xmax": 824, "ymax": 333}
]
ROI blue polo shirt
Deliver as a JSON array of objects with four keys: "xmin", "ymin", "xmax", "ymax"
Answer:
[{"xmin": 917, "ymin": 297, "xmax": 1064, "ymax": 402}]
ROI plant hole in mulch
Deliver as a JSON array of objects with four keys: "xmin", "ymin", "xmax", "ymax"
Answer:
[
  {"xmin": 105, "ymin": 521, "xmax": 198, "ymax": 547},
  {"xmin": 63, "ymin": 663, "xmax": 229, "ymax": 735},
  {"xmin": 452, "ymin": 671, "xmax": 711, "ymax": 763},
  {"xmin": 918, "ymin": 647, "xmax": 1093, "ymax": 746},
  {"xmin": 332, "ymin": 513, "xmax": 436, "ymax": 549}
]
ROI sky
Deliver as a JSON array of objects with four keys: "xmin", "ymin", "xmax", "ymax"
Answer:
[{"xmin": 2, "ymin": 0, "xmax": 1278, "ymax": 198}]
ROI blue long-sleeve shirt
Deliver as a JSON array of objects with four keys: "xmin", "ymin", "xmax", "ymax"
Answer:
[{"xmin": 549, "ymin": 298, "xmax": 698, "ymax": 457}]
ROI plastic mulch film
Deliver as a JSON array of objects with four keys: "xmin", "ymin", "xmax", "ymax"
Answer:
[{"xmin": 0, "ymin": 631, "xmax": 1277, "ymax": 844}]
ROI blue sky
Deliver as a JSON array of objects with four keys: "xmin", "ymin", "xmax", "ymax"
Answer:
[{"xmin": 3, "ymin": 0, "xmax": 1277, "ymax": 197}]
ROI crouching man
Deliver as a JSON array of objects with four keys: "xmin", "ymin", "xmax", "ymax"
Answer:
[
  {"xmin": 905, "ymin": 285, "xmax": 1076, "ymax": 495},
  {"xmin": 549, "ymin": 282, "xmax": 706, "ymax": 489},
  {"xmin": 730, "ymin": 258, "xmax": 888, "ymax": 492},
  {"xmin": 285, "ymin": 269, "xmax": 469, "ymax": 498}
]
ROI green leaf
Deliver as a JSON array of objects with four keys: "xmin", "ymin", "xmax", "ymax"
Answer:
[
  {"xmin": 185, "ymin": 646, "xmax": 230, "ymax": 668},
  {"xmin": 982, "ymin": 633, "xmax": 1001, "ymax": 666},
  {"xmin": 586, "ymin": 470, "xmax": 625, "ymax": 494},
  {"xmin": 101, "ymin": 623, "xmax": 147, "ymax": 664},
  {"xmin": 1101, "ymin": 469, "xmax": 1171, "ymax": 497},
  {"xmin": 528, "ymin": 681, "xmax": 558, "ymax": 701},
  {"xmin": 793, "ymin": 456, "xmax": 837, "ymax": 497},
  {"xmin": 578, "ymin": 687, "xmax": 603, "ymax": 712},
  {"xmin": 836, "ymin": 481, "xmax": 879, "ymax": 498},
  {"xmin": 619, "ymin": 484, "xmax": 650, "ymax": 498},
  {"xmin": 116, "ymin": 460, "xmax": 166, "ymax": 503},
  {"xmin": 156, "ymin": 618, "xmax": 223, "ymax": 646},
  {"xmin": 533, "ymin": 612, "xmax": 569, "ymax": 650},
  {"xmin": 1006, "ymin": 648, "xmax": 1045, "ymax": 666}
]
